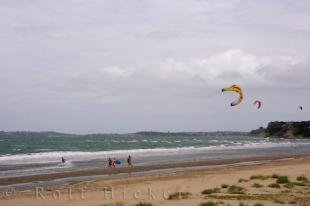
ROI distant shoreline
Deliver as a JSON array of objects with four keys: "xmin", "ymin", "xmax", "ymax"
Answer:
[
  {"xmin": 2, "ymin": 120, "xmax": 310, "ymax": 138},
  {"xmin": 0, "ymin": 130, "xmax": 248, "ymax": 138}
]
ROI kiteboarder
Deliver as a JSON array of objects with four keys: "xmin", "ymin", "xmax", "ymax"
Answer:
[
  {"xmin": 108, "ymin": 157, "xmax": 113, "ymax": 168},
  {"xmin": 61, "ymin": 157, "xmax": 66, "ymax": 164},
  {"xmin": 127, "ymin": 155, "xmax": 132, "ymax": 167}
]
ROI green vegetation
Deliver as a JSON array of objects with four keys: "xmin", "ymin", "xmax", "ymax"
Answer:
[
  {"xmin": 276, "ymin": 176, "xmax": 290, "ymax": 184},
  {"xmin": 205, "ymin": 193, "xmax": 302, "ymax": 206},
  {"xmin": 201, "ymin": 188, "xmax": 220, "ymax": 194},
  {"xmin": 103, "ymin": 202, "xmax": 125, "ymax": 206},
  {"xmin": 199, "ymin": 201, "xmax": 218, "ymax": 206},
  {"xmin": 250, "ymin": 175, "xmax": 263, "ymax": 180},
  {"xmin": 221, "ymin": 184, "xmax": 229, "ymax": 188},
  {"xmin": 288, "ymin": 200, "xmax": 296, "ymax": 204},
  {"xmin": 273, "ymin": 199, "xmax": 285, "ymax": 204},
  {"xmin": 292, "ymin": 182, "xmax": 306, "ymax": 186},
  {"xmin": 296, "ymin": 175, "xmax": 309, "ymax": 183},
  {"xmin": 285, "ymin": 181, "xmax": 307, "ymax": 188},
  {"xmin": 284, "ymin": 183, "xmax": 294, "ymax": 188},
  {"xmin": 252, "ymin": 183, "xmax": 263, "ymax": 188},
  {"xmin": 227, "ymin": 185, "xmax": 245, "ymax": 194},
  {"xmin": 168, "ymin": 192, "xmax": 191, "ymax": 200},
  {"xmin": 250, "ymin": 175, "xmax": 269, "ymax": 180},
  {"xmin": 201, "ymin": 173, "xmax": 309, "ymax": 205},
  {"xmin": 272, "ymin": 174, "xmax": 279, "ymax": 179},
  {"xmin": 268, "ymin": 183, "xmax": 281, "ymax": 188},
  {"xmin": 134, "ymin": 202, "xmax": 153, "ymax": 206},
  {"xmin": 238, "ymin": 178, "xmax": 248, "ymax": 183},
  {"xmin": 260, "ymin": 121, "xmax": 310, "ymax": 138}
]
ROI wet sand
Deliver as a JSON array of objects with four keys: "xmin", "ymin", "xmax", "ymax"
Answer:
[
  {"xmin": 0, "ymin": 154, "xmax": 308, "ymax": 186},
  {"xmin": 1, "ymin": 155, "xmax": 310, "ymax": 206}
]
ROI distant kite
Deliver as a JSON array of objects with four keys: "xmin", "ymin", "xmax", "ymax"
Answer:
[
  {"xmin": 299, "ymin": 106, "xmax": 303, "ymax": 111},
  {"xmin": 253, "ymin": 100, "xmax": 262, "ymax": 109},
  {"xmin": 222, "ymin": 85, "xmax": 243, "ymax": 106}
]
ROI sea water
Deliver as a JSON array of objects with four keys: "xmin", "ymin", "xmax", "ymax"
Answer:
[{"xmin": 0, "ymin": 133, "xmax": 309, "ymax": 178}]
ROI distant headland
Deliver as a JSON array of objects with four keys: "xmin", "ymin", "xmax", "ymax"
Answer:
[{"xmin": 250, "ymin": 121, "xmax": 310, "ymax": 138}]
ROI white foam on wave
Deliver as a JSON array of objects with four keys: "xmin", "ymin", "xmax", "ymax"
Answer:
[
  {"xmin": 0, "ymin": 140, "xmax": 309, "ymax": 165},
  {"xmin": 0, "ymin": 161, "xmax": 74, "ymax": 178}
]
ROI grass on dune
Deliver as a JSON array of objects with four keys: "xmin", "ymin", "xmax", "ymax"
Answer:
[
  {"xmin": 238, "ymin": 203, "xmax": 249, "ymax": 206},
  {"xmin": 227, "ymin": 185, "xmax": 245, "ymax": 194},
  {"xmin": 273, "ymin": 199, "xmax": 285, "ymax": 204},
  {"xmin": 201, "ymin": 188, "xmax": 221, "ymax": 195},
  {"xmin": 206, "ymin": 193, "xmax": 288, "ymax": 201},
  {"xmin": 288, "ymin": 200, "xmax": 297, "ymax": 204},
  {"xmin": 268, "ymin": 183, "xmax": 281, "ymax": 188},
  {"xmin": 221, "ymin": 184, "xmax": 229, "ymax": 188},
  {"xmin": 276, "ymin": 176, "xmax": 290, "ymax": 184},
  {"xmin": 272, "ymin": 174, "xmax": 279, "ymax": 179},
  {"xmin": 252, "ymin": 183, "xmax": 264, "ymax": 188},
  {"xmin": 199, "ymin": 201, "xmax": 225, "ymax": 206},
  {"xmin": 134, "ymin": 202, "xmax": 153, "ymax": 206},
  {"xmin": 168, "ymin": 192, "xmax": 191, "ymax": 200},
  {"xmin": 293, "ymin": 181, "xmax": 306, "ymax": 186},
  {"xmin": 102, "ymin": 202, "xmax": 125, "ymax": 206},
  {"xmin": 238, "ymin": 178, "xmax": 249, "ymax": 183},
  {"xmin": 284, "ymin": 183, "xmax": 294, "ymax": 188},
  {"xmin": 296, "ymin": 175, "xmax": 309, "ymax": 183},
  {"xmin": 250, "ymin": 175, "xmax": 269, "ymax": 180}
]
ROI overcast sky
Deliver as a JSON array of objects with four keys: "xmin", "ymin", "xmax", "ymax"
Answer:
[{"xmin": 0, "ymin": 0, "xmax": 309, "ymax": 133}]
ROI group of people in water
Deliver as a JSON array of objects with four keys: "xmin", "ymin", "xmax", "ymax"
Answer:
[{"xmin": 108, "ymin": 155, "xmax": 133, "ymax": 168}]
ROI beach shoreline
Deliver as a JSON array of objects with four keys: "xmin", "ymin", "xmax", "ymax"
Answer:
[
  {"xmin": 1, "ymin": 154, "xmax": 310, "ymax": 205},
  {"xmin": 1, "ymin": 154, "xmax": 309, "ymax": 188}
]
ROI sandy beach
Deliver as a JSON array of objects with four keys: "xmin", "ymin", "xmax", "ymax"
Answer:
[
  {"xmin": 1, "ymin": 155, "xmax": 310, "ymax": 206},
  {"xmin": 2, "ymin": 0, "xmax": 310, "ymax": 205}
]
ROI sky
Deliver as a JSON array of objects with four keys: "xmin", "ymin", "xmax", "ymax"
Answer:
[{"xmin": 0, "ymin": 0, "xmax": 309, "ymax": 134}]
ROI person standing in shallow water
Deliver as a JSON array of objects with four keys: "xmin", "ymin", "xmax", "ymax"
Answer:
[
  {"xmin": 127, "ymin": 155, "xmax": 132, "ymax": 167},
  {"xmin": 108, "ymin": 157, "xmax": 113, "ymax": 168}
]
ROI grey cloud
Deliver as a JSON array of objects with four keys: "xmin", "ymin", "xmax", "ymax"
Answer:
[{"xmin": 0, "ymin": 0, "xmax": 309, "ymax": 133}]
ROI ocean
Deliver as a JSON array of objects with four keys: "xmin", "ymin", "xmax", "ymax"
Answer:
[{"xmin": 0, "ymin": 133, "xmax": 310, "ymax": 179}]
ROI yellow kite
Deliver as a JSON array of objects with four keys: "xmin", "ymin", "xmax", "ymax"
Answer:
[{"xmin": 222, "ymin": 85, "xmax": 243, "ymax": 106}]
